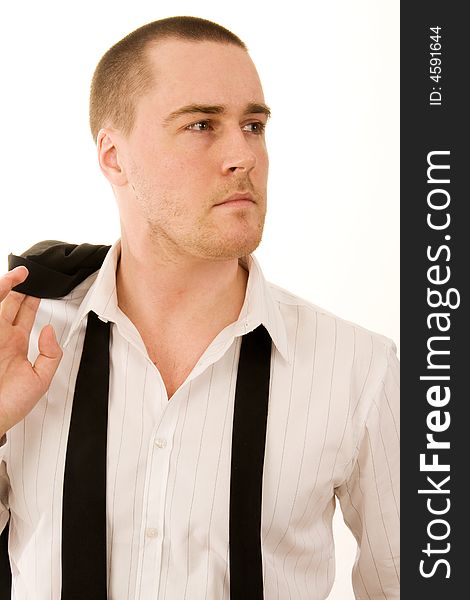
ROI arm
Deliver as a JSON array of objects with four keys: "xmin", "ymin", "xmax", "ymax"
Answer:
[
  {"xmin": 0, "ymin": 265, "xmax": 63, "ymax": 588},
  {"xmin": 335, "ymin": 344, "xmax": 400, "ymax": 600}
]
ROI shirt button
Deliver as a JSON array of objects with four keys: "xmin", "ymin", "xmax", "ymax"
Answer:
[
  {"xmin": 146, "ymin": 528, "xmax": 158, "ymax": 538},
  {"xmin": 155, "ymin": 438, "xmax": 167, "ymax": 449}
]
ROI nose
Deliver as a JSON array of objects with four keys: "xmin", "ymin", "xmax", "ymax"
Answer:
[{"xmin": 220, "ymin": 127, "xmax": 257, "ymax": 174}]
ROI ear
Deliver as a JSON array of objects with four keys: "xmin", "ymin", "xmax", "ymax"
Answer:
[{"xmin": 96, "ymin": 128, "xmax": 128, "ymax": 186}]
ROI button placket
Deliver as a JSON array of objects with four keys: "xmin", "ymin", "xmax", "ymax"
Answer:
[{"xmin": 137, "ymin": 396, "xmax": 181, "ymax": 598}]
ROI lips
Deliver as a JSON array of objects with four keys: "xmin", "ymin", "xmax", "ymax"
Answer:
[{"xmin": 214, "ymin": 192, "xmax": 255, "ymax": 206}]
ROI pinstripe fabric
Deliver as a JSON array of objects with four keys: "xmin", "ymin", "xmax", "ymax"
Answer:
[{"xmin": 0, "ymin": 240, "xmax": 400, "ymax": 599}]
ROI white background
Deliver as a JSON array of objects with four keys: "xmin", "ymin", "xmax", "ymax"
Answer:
[{"xmin": 0, "ymin": 1, "xmax": 399, "ymax": 597}]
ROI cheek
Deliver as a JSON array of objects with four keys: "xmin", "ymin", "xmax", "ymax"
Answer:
[
  {"xmin": 254, "ymin": 150, "xmax": 269, "ymax": 181},
  {"xmin": 165, "ymin": 139, "xmax": 212, "ymax": 170},
  {"xmin": 259, "ymin": 150, "xmax": 269, "ymax": 170},
  {"xmin": 139, "ymin": 152, "xmax": 198, "ymax": 193},
  {"xmin": 252, "ymin": 139, "xmax": 268, "ymax": 165}
]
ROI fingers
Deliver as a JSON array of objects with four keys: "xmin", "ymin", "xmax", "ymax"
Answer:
[
  {"xmin": 0, "ymin": 266, "xmax": 29, "ymax": 303},
  {"xmin": 0, "ymin": 268, "xmax": 39, "ymax": 329},
  {"xmin": 32, "ymin": 325, "xmax": 63, "ymax": 389},
  {"xmin": 13, "ymin": 294, "xmax": 41, "ymax": 333},
  {"xmin": 0, "ymin": 266, "xmax": 29, "ymax": 323},
  {"xmin": 0, "ymin": 290, "xmax": 26, "ymax": 324}
]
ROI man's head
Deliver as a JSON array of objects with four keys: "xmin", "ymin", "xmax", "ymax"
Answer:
[
  {"xmin": 89, "ymin": 17, "xmax": 249, "ymax": 142},
  {"xmin": 91, "ymin": 17, "xmax": 269, "ymax": 262}
]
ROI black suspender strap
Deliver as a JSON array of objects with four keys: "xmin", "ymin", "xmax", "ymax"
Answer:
[
  {"xmin": 61, "ymin": 311, "xmax": 110, "ymax": 599},
  {"xmin": 0, "ymin": 523, "xmax": 10, "ymax": 598},
  {"xmin": 230, "ymin": 325, "xmax": 271, "ymax": 600},
  {"xmin": 1, "ymin": 241, "xmax": 272, "ymax": 600}
]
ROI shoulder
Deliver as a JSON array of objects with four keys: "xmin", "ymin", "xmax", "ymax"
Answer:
[
  {"xmin": 267, "ymin": 281, "xmax": 397, "ymax": 400},
  {"xmin": 268, "ymin": 281, "xmax": 396, "ymax": 351}
]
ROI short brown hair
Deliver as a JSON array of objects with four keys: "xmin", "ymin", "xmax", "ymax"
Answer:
[{"xmin": 89, "ymin": 16, "xmax": 247, "ymax": 142}]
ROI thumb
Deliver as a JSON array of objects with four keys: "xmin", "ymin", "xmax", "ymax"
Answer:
[{"xmin": 33, "ymin": 325, "xmax": 63, "ymax": 388}]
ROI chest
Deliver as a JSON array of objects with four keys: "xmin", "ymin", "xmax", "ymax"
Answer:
[
  {"xmin": 6, "ymin": 340, "xmax": 345, "ymax": 600},
  {"xmin": 146, "ymin": 334, "xmax": 217, "ymax": 398}
]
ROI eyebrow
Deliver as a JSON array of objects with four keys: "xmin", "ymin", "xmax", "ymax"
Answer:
[{"xmin": 162, "ymin": 102, "xmax": 271, "ymax": 125}]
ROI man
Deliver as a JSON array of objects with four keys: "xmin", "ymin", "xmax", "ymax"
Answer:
[{"xmin": 0, "ymin": 16, "xmax": 399, "ymax": 599}]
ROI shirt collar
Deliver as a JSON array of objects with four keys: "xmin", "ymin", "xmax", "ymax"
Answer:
[
  {"xmin": 62, "ymin": 239, "xmax": 121, "ymax": 349},
  {"xmin": 63, "ymin": 240, "xmax": 291, "ymax": 363},
  {"xmin": 234, "ymin": 254, "xmax": 290, "ymax": 362}
]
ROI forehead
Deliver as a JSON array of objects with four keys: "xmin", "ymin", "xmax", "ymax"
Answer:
[{"xmin": 142, "ymin": 38, "xmax": 265, "ymax": 111}]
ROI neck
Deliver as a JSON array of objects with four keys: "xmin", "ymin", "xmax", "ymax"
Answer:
[{"xmin": 116, "ymin": 235, "xmax": 249, "ymax": 340}]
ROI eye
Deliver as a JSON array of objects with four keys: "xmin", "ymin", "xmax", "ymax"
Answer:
[
  {"xmin": 186, "ymin": 120, "xmax": 212, "ymax": 132},
  {"xmin": 242, "ymin": 121, "xmax": 266, "ymax": 135}
]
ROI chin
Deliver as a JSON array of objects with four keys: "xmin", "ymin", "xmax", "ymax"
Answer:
[{"xmin": 204, "ymin": 230, "xmax": 263, "ymax": 260}]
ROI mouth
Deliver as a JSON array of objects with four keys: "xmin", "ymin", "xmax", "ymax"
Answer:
[{"xmin": 214, "ymin": 192, "xmax": 255, "ymax": 207}]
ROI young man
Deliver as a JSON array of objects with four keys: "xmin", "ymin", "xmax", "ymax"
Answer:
[{"xmin": 0, "ymin": 17, "xmax": 399, "ymax": 599}]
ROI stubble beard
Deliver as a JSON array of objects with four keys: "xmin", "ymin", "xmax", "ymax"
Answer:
[{"xmin": 135, "ymin": 178, "xmax": 267, "ymax": 261}]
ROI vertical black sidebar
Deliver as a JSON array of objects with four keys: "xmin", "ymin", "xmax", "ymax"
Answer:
[{"xmin": 401, "ymin": 3, "xmax": 468, "ymax": 599}]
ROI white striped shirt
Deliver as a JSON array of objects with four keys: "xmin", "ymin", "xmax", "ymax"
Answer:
[{"xmin": 0, "ymin": 240, "xmax": 400, "ymax": 599}]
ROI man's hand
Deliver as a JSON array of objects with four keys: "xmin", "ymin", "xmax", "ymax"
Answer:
[{"xmin": 0, "ymin": 266, "xmax": 62, "ymax": 438}]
